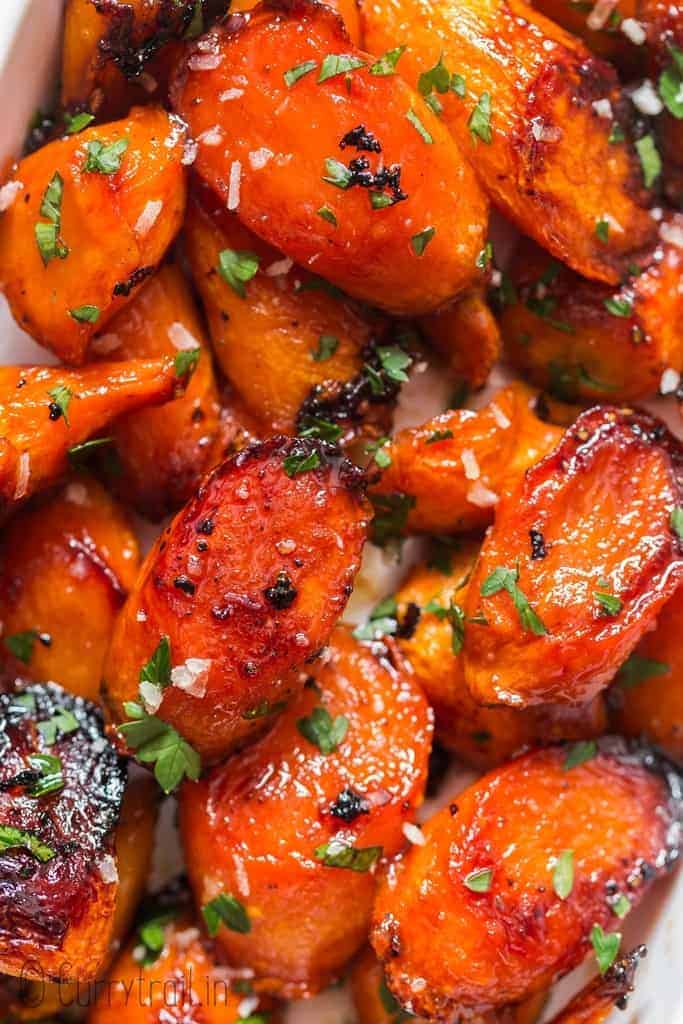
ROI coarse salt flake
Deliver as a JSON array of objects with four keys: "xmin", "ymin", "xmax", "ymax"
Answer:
[
  {"xmin": 140, "ymin": 681, "xmax": 163, "ymax": 714},
  {"xmin": 660, "ymin": 221, "xmax": 683, "ymax": 248},
  {"xmin": 265, "ymin": 257, "xmax": 293, "ymax": 277},
  {"xmin": 249, "ymin": 147, "xmax": 274, "ymax": 170},
  {"xmin": 592, "ymin": 98, "xmax": 613, "ymax": 119},
  {"xmin": 0, "ymin": 180, "xmax": 23, "ymax": 211},
  {"xmin": 199, "ymin": 127, "xmax": 223, "ymax": 147},
  {"xmin": 14, "ymin": 453, "xmax": 30, "ymax": 500},
  {"xmin": 134, "ymin": 199, "xmax": 163, "ymax": 238},
  {"xmin": 170, "ymin": 658, "xmax": 212, "ymax": 698},
  {"xmin": 98, "ymin": 854, "xmax": 119, "ymax": 884},
  {"xmin": 182, "ymin": 140, "xmax": 198, "ymax": 167},
  {"xmin": 65, "ymin": 482, "xmax": 88, "ymax": 506},
  {"xmin": 660, "ymin": 368, "xmax": 680, "ymax": 394},
  {"xmin": 188, "ymin": 52, "xmax": 222, "ymax": 71},
  {"xmin": 227, "ymin": 160, "xmax": 242, "ymax": 211},
  {"xmin": 402, "ymin": 822, "xmax": 426, "ymax": 846},
  {"xmin": 461, "ymin": 448, "xmax": 480, "ymax": 481},
  {"xmin": 621, "ymin": 17, "xmax": 647, "ymax": 43},
  {"xmin": 220, "ymin": 88, "xmax": 244, "ymax": 101},
  {"xmin": 490, "ymin": 402, "xmax": 511, "ymax": 429},
  {"xmin": 136, "ymin": 609, "xmax": 147, "ymax": 623},
  {"xmin": 630, "ymin": 79, "xmax": 663, "ymax": 116},
  {"xmin": 168, "ymin": 322, "xmax": 199, "ymax": 351}
]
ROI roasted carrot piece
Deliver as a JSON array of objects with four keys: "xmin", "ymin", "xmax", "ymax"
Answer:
[
  {"xmin": 92, "ymin": 264, "xmax": 222, "ymax": 519},
  {"xmin": 61, "ymin": 0, "xmax": 208, "ymax": 120},
  {"xmin": 609, "ymin": 585, "xmax": 683, "ymax": 761},
  {"xmin": 545, "ymin": 946, "xmax": 646, "ymax": 1023},
  {"xmin": 395, "ymin": 549, "xmax": 606, "ymax": 768},
  {"xmin": 526, "ymin": 0, "xmax": 640, "ymax": 67},
  {"xmin": 0, "ymin": 357, "xmax": 185, "ymax": 517},
  {"xmin": 184, "ymin": 189, "xmax": 396, "ymax": 441},
  {"xmin": 500, "ymin": 217, "xmax": 683, "ymax": 403},
  {"xmin": 419, "ymin": 289, "xmax": 502, "ymax": 394},
  {"xmin": 104, "ymin": 438, "xmax": 369, "ymax": 766},
  {"xmin": 372, "ymin": 741, "xmax": 681, "ymax": 1018},
  {"xmin": 171, "ymin": 0, "xmax": 489, "ymax": 315},
  {"xmin": 369, "ymin": 383, "xmax": 563, "ymax": 536},
  {"xmin": 463, "ymin": 406, "xmax": 683, "ymax": 707},
  {"xmin": 179, "ymin": 626, "xmax": 432, "ymax": 997},
  {"xmin": 88, "ymin": 908, "xmax": 280, "ymax": 1024},
  {"xmin": 0, "ymin": 475, "xmax": 139, "ymax": 702},
  {"xmin": 0, "ymin": 683, "xmax": 129, "ymax": 982},
  {"xmin": 350, "ymin": 945, "xmax": 549, "ymax": 1023},
  {"xmin": 230, "ymin": 0, "xmax": 362, "ymax": 41},
  {"xmin": 0, "ymin": 106, "xmax": 186, "ymax": 364},
  {"xmin": 359, "ymin": 0, "xmax": 655, "ymax": 284}
]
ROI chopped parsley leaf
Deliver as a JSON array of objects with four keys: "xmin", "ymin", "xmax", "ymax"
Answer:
[
  {"xmin": 370, "ymin": 492, "xmax": 415, "ymax": 545},
  {"xmin": 217, "ymin": 248, "xmax": 259, "ymax": 298},
  {"xmin": 595, "ymin": 218, "xmax": 609, "ymax": 242},
  {"xmin": 464, "ymin": 867, "xmax": 492, "ymax": 892},
  {"xmin": 315, "ymin": 838, "xmax": 382, "ymax": 871},
  {"xmin": 83, "ymin": 137, "xmax": 129, "ymax": 175},
  {"xmin": 635, "ymin": 134, "xmax": 662, "ymax": 188},
  {"xmin": 377, "ymin": 345, "xmax": 412, "ymax": 382},
  {"xmin": 659, "ymin": 44, "xmax": 683, "ymax": 119},
  {"xmin": 47, "ymin": 384, "xmax": 73, "ymax": 427},
  {"xmin": 468, "ymin": 92, "xmax": 492, "ymax": 143},
  {"xmin": 119, "ymin": 701, "xmax": 201, "ymax": 793},
  {"xmin": 480, "ymin": 565, "xmax": 546, "ymax": 636},
  {"xmin": 322, "ymin": 157, "xmax": 352, "ymax": 189},
  {"xmin": 284, "ymin": 59, "xmax": 318, "ymax": 88},
  {"xmin": 616, "ymin": 654, "xmax": 669, "ymax": 688},
  {"xmin": 0, "ymin": 826, "xmax": 55, "ymax": 862},
  {"xmin": 594, "ymin": 581, "xmax": 621, "ymax": 616},
  {"xmin": 425, "ymin": 429, "xmax": 454, "ymax": 444},
  {"xmin": 69, "ymin": 304, "xmax": 100, "ymax": 323},
  {"xmin": 604, "ymin": 297, "xmax": 633, "ymax": 317},
  {"xmin": 298, "ymin": 414, "xmax": 343, "ymax": 443},
  {"xmin": 28, "ymin": 753, "xmax": 64, "ymax": 798},
  {"xmin": 297, "ymin": 706, "xmax": 349, "ymax": 754},
  {"xmin": 476, "ymin": 241, "xmax": 493, "ymax": 270},
  {"xmin": 67, "ymin": 436, "xmax": 113, "ymax": 468},
  {"xmin": 35, "ymin": 172, "xmax": 69, "ymax": 265},
  {"xmin": 317, "ymin": 205, "xmax": 338, "ymax": 226},
  {"xmin": 369, "ymin": 45, "xmax": 406, "ymax": 76},
  {"xmin": 552, "ymin": 849, "xmax": 574, "ymax": 900},
  {"xmin": 202, "ymin": 893, "xmax": 251, "ymax": 936},
  {"xmin": 312, "ymin": 334, "xmax": 339, "ymax": 361},
  {"xmin": 590, "ymin": 923, "xmax": 621, "ymax": 974},
  {"xmin": 406, "ymin": 107, "xmax": 433, "ymax": 144},
  {"xmin": 671, "ymin": 506, "xmax": 683, "ymax": 539},
  {"xmin": 563, "ymin": 740, "xmax": 597, "ymax": 771},
  {"xmin": 4, "ymin": 630, "xmax": 38, "ymax": 663},
  {"xmin": 174, "ymin": 348, "xmax": 201, "ymax": 377},
  {"xmin": 318, "ymin": 54, "xmax": 366, "ymax": 84},
  {"xmin": 37, "ymin": 708, "xmax": 79, "ymax": 745},
  {"xmin": 64, "ymin": 111, "xmax": 95, "ymax": 135},
  {"xmin": 411, "ymin": 226, "xmax": 435, "ymax": 256},
  {"xmin": 612, "ymin": 894, "xmax": 631, "ymax": 919},
  {"xmin": 283, "ymin": 450, "xmax": 322, "ymax": 477}
]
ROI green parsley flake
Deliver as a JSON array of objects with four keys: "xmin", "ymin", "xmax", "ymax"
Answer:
[
  {"xmin": 242, "ymin": 700, "xmax": 287, "ymax": 720},
  {"xmin": 590, "ymin": 923, "xmax": 621, "ymax": 974},
  {"xmin": 635, "ymin": 134, "xmax": 662, "ymax": 188},
  {"xmin": 4, "ymin": 630, "xmax": 39, "ymax": 663},
  {"xmin": 616, "ymin": 654, "xmax": 670, "ymax": 688},
  {"xmin": 283, "ymin": 450, "xmax": 322, "ymax": 477},
  {"xmin": 184, "ymin": 0, "xmax": 204, "ymax": 38},
  {"xmin": 370, "ymin": 492, "xmax": 415, "ymax": 545},
  {"xmin": 411, "ymin": 226, "xmax": 435, "ymax": 256},
  {"xmin": 369, "ymin": 45, "xmax": 406, "ymax": 76},
  {"xmin": 353, "ymin": 594, "xmax": 398, "ymax": 641},
  {"xmin": 612, "ymin": 894, "xmax": 631, "ymax": 919},
  {"xmin": 137, "ymin": 911, "xmax": 176, "ymax": 966},
  {"xmin": 425, "ymin": 429, "xmax": 454, "ymax": 444},
  {"xmin": 217, "ymin": 248, "xmax": 260, "ymax": 298},
  {"xmin": 315, "ymin": 839, "xmax": 382, "ymax": 871},
  {"xmin": 464, "ymin": 867, "xmax": 492, "ymax": 892},
  {"xmin": 202, "ymin": 893, "xmax": 251, "ymax": 936},
  {"xmin": 418, "ymin": 54, "xmax": 451, "ymax": 98},
  {"xmin": 552, "ymin": 849, "xmax": 574, "ymax": 900},
  {"xmin": 284, "ymin": 59, "xmax": 318, "ymax": 87},
  {"xmin": 140, "ymin": 636, "xmax": 172, "ymax": 692},
  {"xmin": 365, "ymin": 436, "xmax": 392, "ymax": 468},
  {"xmin": 119, "ymin": 701, "xmax": 201, "ymax": 793},
  {"xmin": 563, "ymin": 739, "xmax": 597, "ymax": 771},
  {"xmin": 451, "ymin": 73, "xmax": 466, "ymax": 97},
  {"xmin": 378, "ymin": 345, "xmax": 412, "ymax": 382},
  {"xmin": 35, "ymin": 172, "xmax": 69, "ymax": 265},
  {"xmin": 659, "ymin": 45, "xmax": 683, "ymax": 119},
  {"xmin": 406, "ymin": 107, "xmax": 433, "ymax": 144},
  {"xmin": 317, "ymin": 205, "xmax": 338, "ymax": 226},
  {"xmin": 370, "ymin": 191, "xmax": 394, "ymax": 209},
  {"xmin": 595, "ymin": 218, "xmax": 609, "ymax": 242},
  {"xmin": 312, "ymin": 334, "xmax": 339, "ymax": 361},
  {"xmin": 671, "ymin": 506, "xmax": 683, "ymax": 539},
  {"xmin": 476, "ymin": 241, "xmax": 494, "ymax": 270},
  {"xmin": 608, "ymin": 123, "xmax": 625, "ymax": 144},
  {"xmin": 83, "ymin": 137, "xmax": 129, "ymax": 175},
  {"xmin": 47, "ymin": 384, "xmax": 73, "ymax": 427},
  {"xmin": 426, "ymin": 598, "xmax": 466, "ymax": 654},
  {"xmin": 67, "ymin": 436, "xmax": 113, "ymax": 468},
  {"xmin": 468, "ymin": 92, "xmax": 492, "ymax": 143},
  {"xmin": 0, "ymin": 825, "xmax": 55, "ymax": 863},
  {"xmin": 69, "ymin": 304, "xmax": 100, "ymax": 324},
  {"xmin": 174, "ymin": 348, "xmax": 201, "ymax": 377},
  {"xmin": 318, "ymin": 54, "xmax": 366, "ymax": 84},
  {"xmin": 322, "ymin": 157, "xmax": 352, "ymax": 189},
  {"xmin": 298, "ymin": 415, "xmax": 343, "ymax": 443},
  {"xmin": 28, "ymin": 753, "xmax": 64, "ymax": 798},
  {"xmin": 594, "ymin": 581, "xmax": 622, "ymax": 616},
  {"xmin": 64, "ymin": 111, "xmax": 95, "ymax": 135},
  {"xmin": 604, "ymin": 296, "xmax": 633, "ymax": 318},
  {"xmin": 480, "ymin": 566, "xmax": 547, "ymax": 636},
  {"xmin": 38, "ymin": 708, "xmax": 79, "ymax": 745},
  {"xmin": 297, "ymin": 705, "xmax": 349, "ymax": 754}
]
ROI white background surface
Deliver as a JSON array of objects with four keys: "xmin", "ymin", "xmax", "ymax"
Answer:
[{"xmin": 0, "ymin": 3, "xmax": 681, "ymax": 1022}]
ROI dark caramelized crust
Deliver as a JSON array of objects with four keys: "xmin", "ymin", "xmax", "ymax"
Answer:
[
  {"xmin": 464, "ymin": 406, "xmax": 683, "ymax": 707},
  {"xmin": 546, "ymin": 945, "xmax": 646, "ymax": 1023},
  {"xmin": 170, "ymin": 0, "xmax": 488, "ymax": 315},
  {"xmin": 0, "ymin": 683, "xmax": 126, "ymax": 981},
  {"xmin": 179, "ymin": 627, "xmax": 432, "ymax": 998},
  {"xmin": 104, "ymin": 437, "xmax": 370, "ymax": 763},
  {"xmin": 500, "ymin": 219, "xmax": 683, "ymax": 403},
  {"xmin": 372, "ymin": 740, "xmax": 681, "ymax": 1019},
  {"xmin": 359, "ymin": 0, "xmax": 655, "ymax": 284}
]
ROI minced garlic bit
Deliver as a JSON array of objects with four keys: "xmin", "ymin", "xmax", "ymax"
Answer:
[
  {"xmin": 620, "ymin": 17, "xmax": 647, "ymax": 44},
  {"xmin": 630, "ymin": 80, "xmax": 663, "ymax": 117},
  {"xmin": 249, "ymin": 147, "xmax": 274, "ymax": 170},
  {"xmin": 0, "ymin": 180, "xmax": 23, "ymax": 212},
  {"xmin": 591, "ymin": 98, "xmax": 613, "ymax": 119},
  {"xmin": 461, "ymin": 448, "xmax": 480, "ymax": 481},
  {"xmin": 13, "ymin": 453, "xmax": 30, "ymax": 500},
  {"xmin": 168, "ymin": 322, "xmax": 200, "ymax": 351},
  {"xmin": 660, "ymin": 368, "xmax": 680, "ymax": 395},
  {"xmin": 98, "ymin": 854, "xmax": 119, "ymax": 884},
  {"xmin": 265, "ymin": 257, "xmax": 294, "ymax": 277},
  {"xmin": 402, "ymin": 822, "xmax": 426, "ymax": 846}
]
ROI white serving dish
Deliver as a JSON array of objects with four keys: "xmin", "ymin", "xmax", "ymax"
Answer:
[{"xmin": 0, "ymin": 4, "xmax": 681, "ymax": 1022}]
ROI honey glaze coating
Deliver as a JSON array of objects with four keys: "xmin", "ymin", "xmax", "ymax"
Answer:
[
  {"xmin": 179, "ymin": 627, "xmax": 433, "ymax": 998},
  {"xmin": 372, "ymin": 740, "xmax": 681, "ymax": 1019},
  {"xmin": 0, "ymin": 683, "xmax": 126, "ymax": 982},
  {"xmin": 463, "ymin": 405, "xmax": 683, "ymax": 707},
  {"xmin": 104, "ymin": 436, "xmax": 370, "ymax": 764}
]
